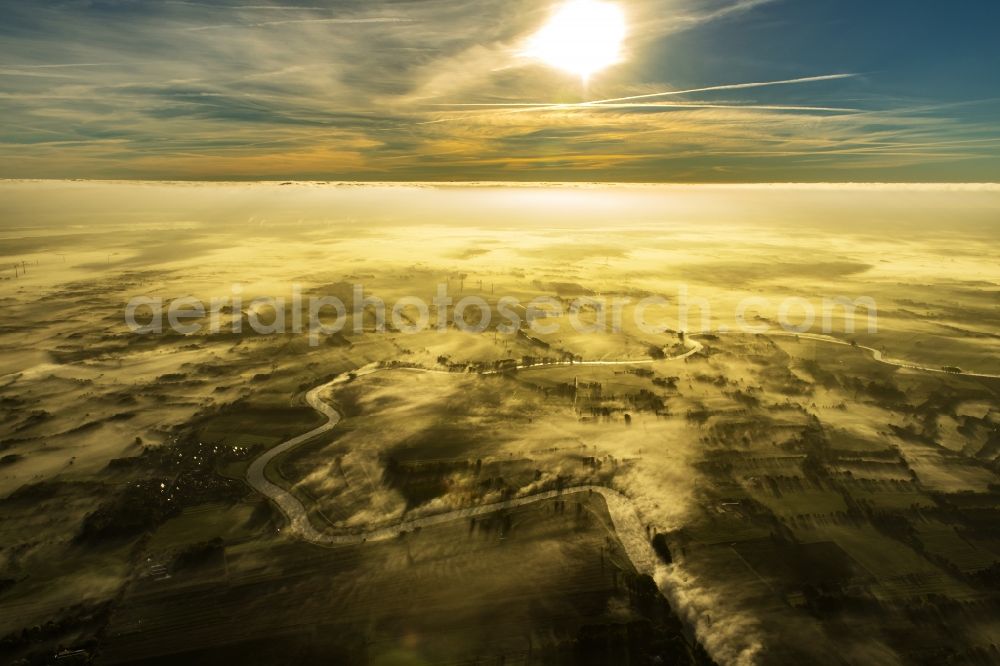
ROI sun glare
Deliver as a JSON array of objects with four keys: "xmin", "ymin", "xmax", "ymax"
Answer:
[{"xmin": 525, "ymin": 0, "xmax": 627, "ymax": 84}]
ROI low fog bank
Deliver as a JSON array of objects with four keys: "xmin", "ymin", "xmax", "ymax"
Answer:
[{"xmin": 3, "ymin": 180, "xmax": 1000, "ymax": 236}]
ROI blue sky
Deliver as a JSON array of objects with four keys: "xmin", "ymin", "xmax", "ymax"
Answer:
[{"xmin": 1, "ymin": 0, "xmax": 998, "ymax": 181}]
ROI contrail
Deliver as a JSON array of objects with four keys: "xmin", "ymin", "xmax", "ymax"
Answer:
[
  {"xmin": 6, "ymin": 63, "xmax": 115, "ymax": 68},
  {"xmin": 417, "ymin": 73, "xmax": 858, "ymax": 125},
  {"xmin": 0, "ymin": 63, "xmax": 119, "ymax": 79},
  {"xmin": 429, "ymin": 102, "xmax": 859, "ymax": 113},
  {"xmin": 588, "ymin": 102, "xmax": 857, "ymax": 112},
  {"xmin": 584, "ymin": 73, "xmax": 857, "ymax": 105},
  {"xmin": 187, "ymin": 17, "xmax": 414, "ymax": 31},
  {"xmin": 431, "ymin": 74, "xmax": 858, "ymax": 109},
  {"xmin": 166, "ymin": 1, "xmax": 325, "ymax": 8}
]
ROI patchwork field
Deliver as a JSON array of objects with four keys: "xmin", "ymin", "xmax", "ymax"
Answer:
[{"xmin": 0, "ymin": 182, "xmax": 998, "ymax": 665}]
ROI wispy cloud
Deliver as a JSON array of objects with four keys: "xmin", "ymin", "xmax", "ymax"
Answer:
[
  {"xmin": 671, "ymin": 0, "xmax": 780, "ymax": 28},
  {"xmin": 0, "ymin": 0, "xmax": 996, "ymax": 182}
]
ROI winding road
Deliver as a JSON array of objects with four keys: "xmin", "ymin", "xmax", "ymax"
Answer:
[
  {"xmin": 245, "ymin": 369, "xmax": 660, "ymax": 574},
  {"xmin": 244, "ymin": 341, "xmax": 703, "ymax": 550},
  {"xmin": 763, "ymin": 330, "xmax": 1000, "ymax": 380},
  {"xmin": 238, "ymin": 330, "xmax": 998, "ymax": 665},
  {"xmin": 246, "ymin": 330, "xmax": 997, "ymax": 548}
]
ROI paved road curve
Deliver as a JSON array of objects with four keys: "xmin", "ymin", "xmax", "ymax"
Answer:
[
  {"xmin": 240, "ymin": 331, "xmax": 997, "ymax": 666},
  {"xmin": 763, "ymin": 331, "xmax": 1000, "ymax": 380},
  {"xmin": 245, "ymin": 343, "xmax": 702, "ymax": 548},
  {"xmin": 246, "ymin": 331, "xmax": 997, "ymax": 547}
]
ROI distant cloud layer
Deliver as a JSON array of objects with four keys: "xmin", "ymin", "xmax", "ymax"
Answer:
[{"xmin": 0, "ymin": 0, "xmax": 998, "ymax": 181}]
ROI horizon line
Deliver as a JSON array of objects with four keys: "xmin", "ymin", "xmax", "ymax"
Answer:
[{"xmin": 2, "ymin": 179, "xmax": 1000, "ymax": 191}]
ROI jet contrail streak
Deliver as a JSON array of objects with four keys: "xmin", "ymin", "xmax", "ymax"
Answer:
[
  {"xmin": 432, "ymin": 74, "xmax": 857, "ymax": 109},
  {"xmin": 418, "ymin": 74, "xmax": 858, "ymax": 124},
  {"xmin": 578, "ymin": 73, "xmax": 857, "ymax": 106},
  {"xmin": 430, "ymin": 102, "xmax": 858, "ymax": 113},
  {"xmin": 187, "ymin": 17, "xmax": 413, "ymax": 31},
  {"xmin": 7, "ymin": 63, "xmax": 115, "ymax": 68}
]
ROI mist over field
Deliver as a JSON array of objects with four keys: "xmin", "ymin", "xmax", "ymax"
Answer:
[{"xmin": 0, "ymin": 181, "xmax": 998, "ymax": 664}]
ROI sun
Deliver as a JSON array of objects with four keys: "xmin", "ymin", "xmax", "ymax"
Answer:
[{"xmin": 525, "ymin": 0, "xmax": 627, "ymax": 84}]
